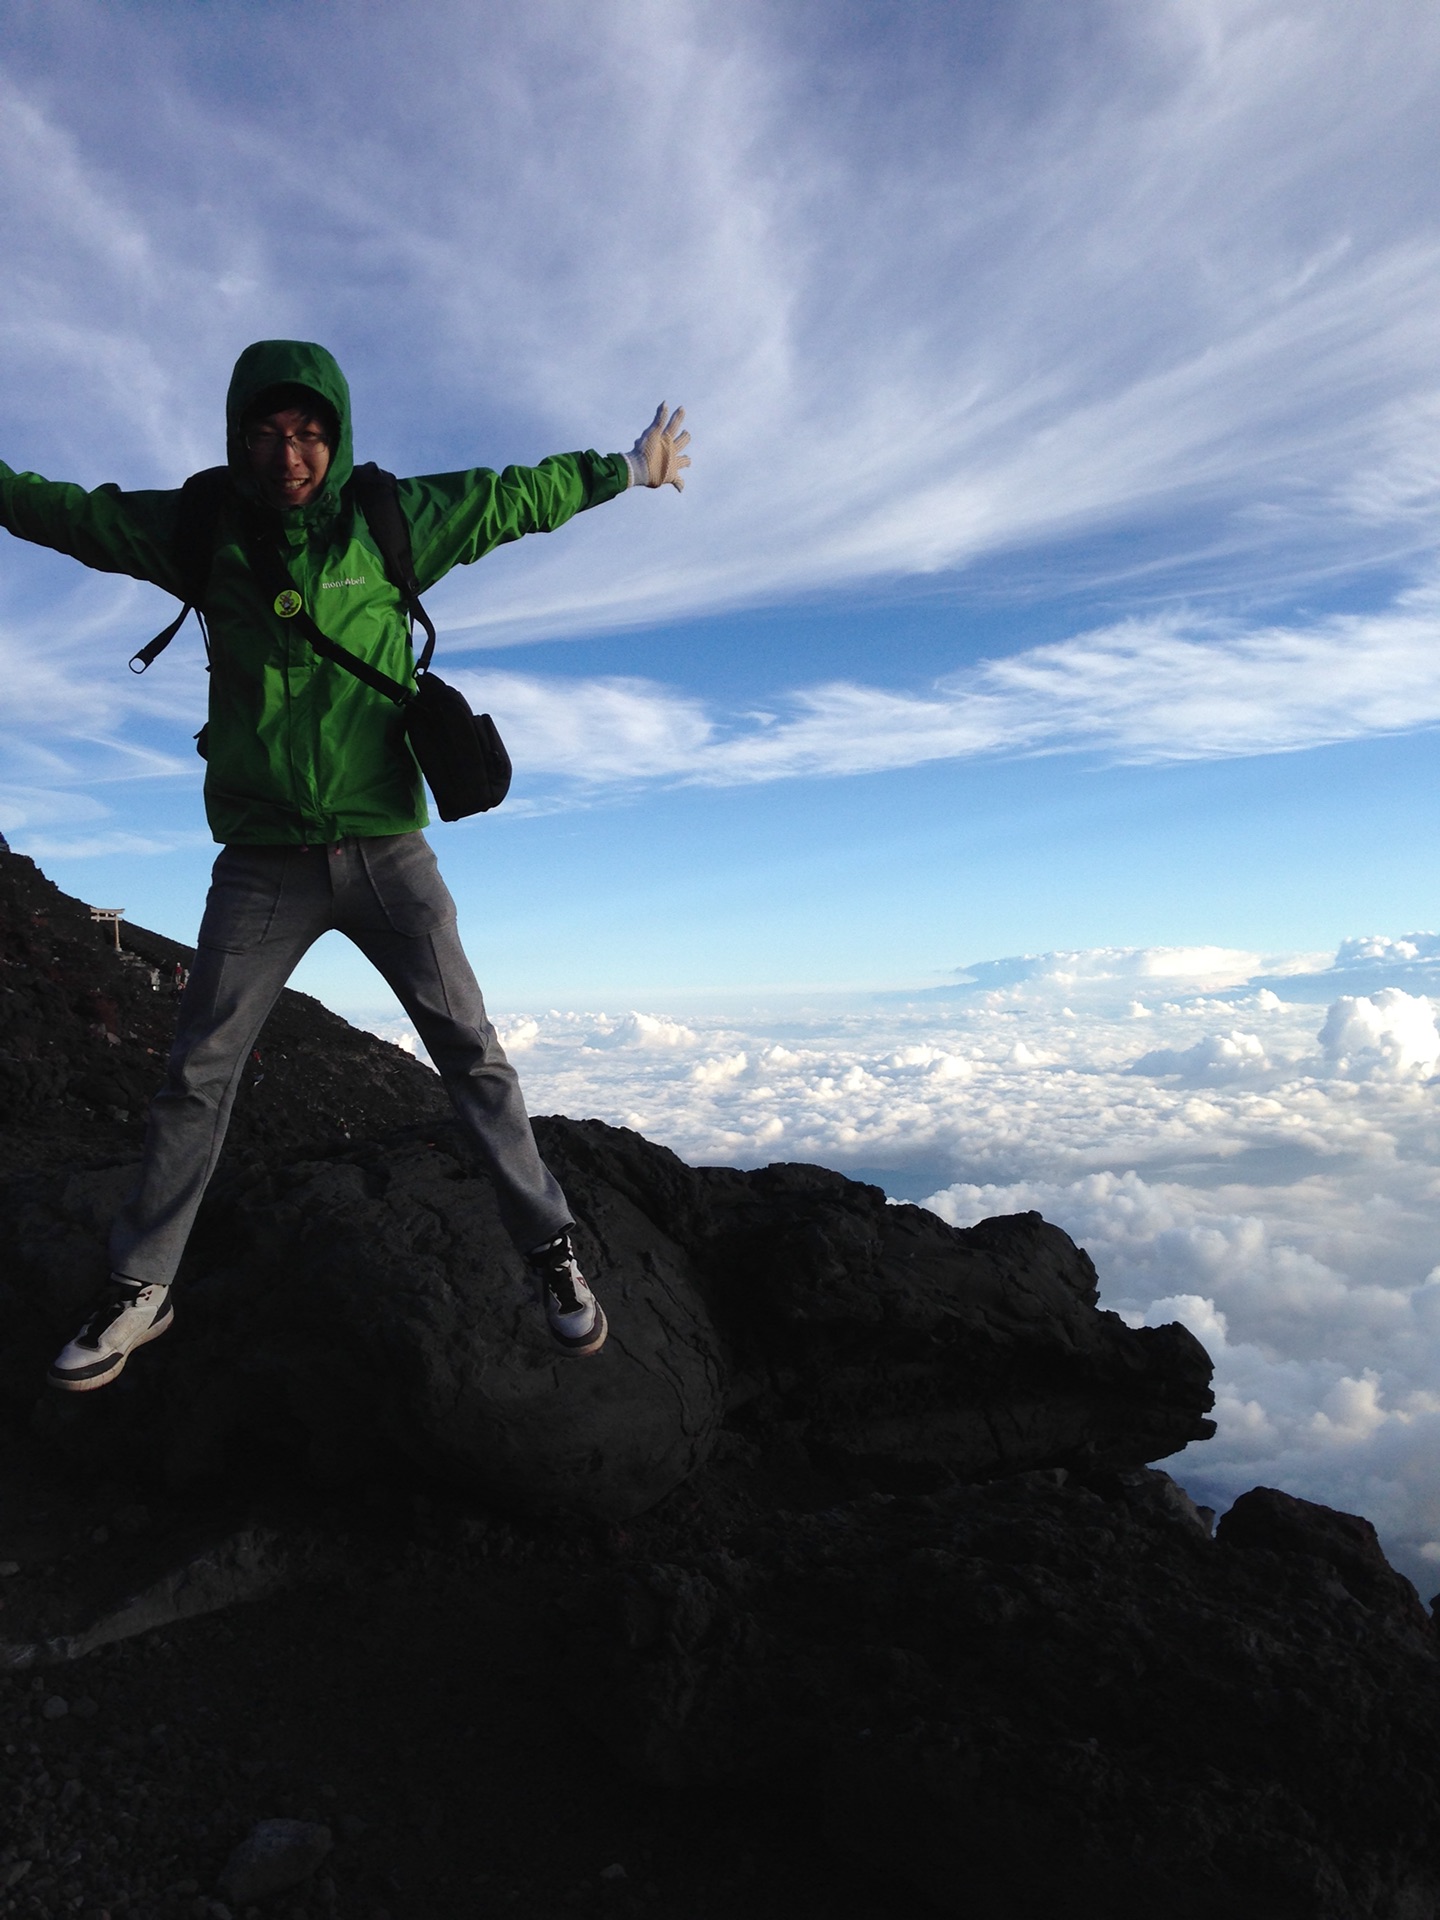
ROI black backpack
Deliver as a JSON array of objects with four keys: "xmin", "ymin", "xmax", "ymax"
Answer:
[{"xmin": 130, "ymin": 463, "xmax": 511, "ymax": 820}]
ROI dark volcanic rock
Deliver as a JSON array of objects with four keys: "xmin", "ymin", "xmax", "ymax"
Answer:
[
  {"xmin": 550, "ymin": 1469, "xmax": 1440, "ymax": 1919},
  {"xmin": 2, "ymin": 1111, "xmax": 1213, "ymax": 1522},
  {"xmin": 536, "ymin": 1120, "xmax": 1216, "ymax": 1486},
  {"xmin": 0, "ymin": 839, "xmax": 447, "ymax": 1178},
  {"xmin": 1217, "ymin": 1484, "xmax": 1433, "ymax": 1628},
  {"xmin": 217, "ymin": 1817, "xmax": 333, "ymax": 1905},
  {"xmin": 6, "ymin": 1129, "xmax": 727, "ymax": 1521}
]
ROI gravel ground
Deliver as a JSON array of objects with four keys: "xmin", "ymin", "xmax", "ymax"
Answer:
[{"xmin": 0, "ymin": 1445, "xmax": 915, "ymax": 1920}]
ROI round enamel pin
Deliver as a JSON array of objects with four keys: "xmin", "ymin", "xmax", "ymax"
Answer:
[{"xmin": 273, "ymin": 589, "xmax": 302, "ymax": 619}]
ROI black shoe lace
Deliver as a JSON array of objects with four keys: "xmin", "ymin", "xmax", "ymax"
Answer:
[
  {"xmin": 77, "ymin": 1292, "xmax": 132, "ymax": 1347},
  {"xmin": 547, "ymin": 1270, "xmax": 582, "ymax": 1316},
  {"xmin": 529, "ymin": 1237, "xmax": 584, "ymax": 1315}
]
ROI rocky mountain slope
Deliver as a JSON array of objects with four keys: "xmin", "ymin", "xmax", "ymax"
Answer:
[
  {"xmin": 1, "ymin": 837, "xmax": 1438, "ymax": 1920},
  {"xmin": 0, "ymin": 833, "xmax": 448, "ymax": 1180}
]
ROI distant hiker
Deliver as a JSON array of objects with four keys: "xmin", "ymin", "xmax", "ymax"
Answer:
[{"xmin": 0, "ymin": 338, "xmax": 690, "ymax": 1390}]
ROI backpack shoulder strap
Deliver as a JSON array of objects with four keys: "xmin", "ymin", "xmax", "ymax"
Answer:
[
  {"xmin": 129, "ymin": 465, "xmax": 231, "ymax": 674},
  {"xmin": 350, "ymin": 462, "xmax": 417, "ymax": 588},
  {"xmin": 236, "ymin": 497, "xmax": 413, "ymax": 708},
  {"xmin": 174, "ymin": 466, "xmax": 232, "ymax": 604},
  {"xmin": 350, "ymin": 461, "xmax": 438, "ymax": 673}
]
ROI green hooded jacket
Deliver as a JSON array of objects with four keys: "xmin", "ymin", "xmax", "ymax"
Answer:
[{"xmin": 0, "ymin": 340, "xmax": 630, "ymax": 844}]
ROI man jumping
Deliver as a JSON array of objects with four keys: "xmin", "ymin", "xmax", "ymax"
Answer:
[{"xmin": 0, "ymin": 339, "xmax": 689, "ymax": 1388}]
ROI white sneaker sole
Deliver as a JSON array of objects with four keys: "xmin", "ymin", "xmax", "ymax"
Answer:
[{"xmin": 48, "ymin": 1300, "xmax": 175, "ymax": 1394}]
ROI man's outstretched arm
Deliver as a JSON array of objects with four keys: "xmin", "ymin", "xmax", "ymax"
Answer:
[
  {"xmin": 399, "ymin": 402, "xmax": 693, "ymax": 591},
  {"xmin": 0, "ymin": 462, "xmax": 185, "ymax": 595}
]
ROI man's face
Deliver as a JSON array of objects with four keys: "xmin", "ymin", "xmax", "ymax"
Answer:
[{"xmin": 245, "ymin": 405, "xmax": 333, "ymax": 510}]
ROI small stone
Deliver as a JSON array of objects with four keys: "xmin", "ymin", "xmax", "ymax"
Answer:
[
  {"xmin": 0, "ymin": 1561, "xmax": 19, "ymax": 1576},
  {"xmin": 91, "ymin": 1527, "xmax": 110, "ymax": 1545},
  {"xmin": 73, "ymin": 1697, "xmax": 99, "ymax": 1720},
  {"xmin": 1, "ymin": 1861, "xmax": 32, "ymax": 1889},
  {"xmin": 42, "ymin": 1696, "xmax": 69, "ymax": 1720},
  {"xmin": 206, "ymin": 1904, "xmax": 233, "ymax": 1919},
  {"xmin": 217, "ymin": 1821, "xmax": 332, "ymax": 1906},
  {"xmin": 168, "ymin": 1880, "xmax": 200, "ymax": 1896},
  {"xmin": 599, "ymin": 1863, "xmax": 627, "ymax": 1882},
  {"xmin": 59, "ymin": 1779, "xmax": 84, "ymax": 1812}
]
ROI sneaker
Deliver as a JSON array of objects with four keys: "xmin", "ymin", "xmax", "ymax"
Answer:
[
  {"xmin": 527, "ymin": 1231, "xmax": 608, "ymax": 1357},
  {"xmin": 48, "ymin": 1278, "xmax": 174, "ymax": 1393}
]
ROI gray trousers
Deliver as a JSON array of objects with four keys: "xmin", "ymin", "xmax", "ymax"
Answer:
[{"xmin": 109, "ymin": 832, "xmax": 572, "ymax": 1286}]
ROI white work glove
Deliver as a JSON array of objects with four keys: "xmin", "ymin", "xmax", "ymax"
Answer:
[{"xmin": 624, "ymin": 402, "xmax": 690, "ymax": 491}]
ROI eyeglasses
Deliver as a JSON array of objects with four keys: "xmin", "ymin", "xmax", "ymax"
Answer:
[{"xmin": 244, "ymin": 429, "xmax": 330, "ymax": 454}]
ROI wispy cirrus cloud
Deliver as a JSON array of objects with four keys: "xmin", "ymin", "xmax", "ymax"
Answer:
[
  {"xmin": 451, "ymin": 583, "xmax": 1440, "ymax": 794},
  {"xmin": 5, "ymin": 555, "xmax": 1437, "ymax": 838},
  {"xmin": 3, "ymin": 0, "xmax": 1440, "ymax": 633}
]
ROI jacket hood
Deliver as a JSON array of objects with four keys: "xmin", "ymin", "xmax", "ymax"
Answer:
[{"xmin": 225, "ymin": 340, "xmax": 354, "ymax": 512}]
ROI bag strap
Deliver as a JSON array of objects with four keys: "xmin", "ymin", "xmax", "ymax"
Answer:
[
  {"xmin": 236, "ymin": 500, "xmax": 415, "ymax": 708},
  {"xmin": 350, "ymin": 462, "xmax": 439, "ymax": 674},
  {"xmin": 129, "ymin": 466, "xmax": 229, "ymax": 673}
]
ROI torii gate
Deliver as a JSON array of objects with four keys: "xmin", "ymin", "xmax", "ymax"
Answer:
[{"xmin": 89, "ymin": 907, "xmax": 124, "ymax": 950}]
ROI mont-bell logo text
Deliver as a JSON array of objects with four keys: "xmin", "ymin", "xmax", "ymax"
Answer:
[{"xmin": 320, "ymin": 576, "xmax": 367, "ymax": 590}]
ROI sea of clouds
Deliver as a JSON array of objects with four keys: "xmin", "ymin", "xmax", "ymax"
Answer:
[{"xmin": 369, "ymin": 932, "xmax": 1440, "ymax": 1590}]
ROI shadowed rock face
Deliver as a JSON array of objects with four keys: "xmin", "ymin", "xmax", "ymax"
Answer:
[
  {"xmin": 5, "ymin": 1130, "xmax": 727, "ymax": 1522},
  {"xmin": 548, "ymin": 1470, "xmax": 1440, "ymax": 1920},
  {"xmin": 0, "ymin": 842, "xmax": 449, "ymax": 1178},
  {"xmin": 1217, "ymin": 1483, "xmax": 1434, "ymax": 1628},
  {"xmin": 3, "ymin": 1113, "xmax": 1212, "ymax": 1521},
  {"xmin": 533, "ymin": 1119, "xmax": 1217, "ymax": 1486}
]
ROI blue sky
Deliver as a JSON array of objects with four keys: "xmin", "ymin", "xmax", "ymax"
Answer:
[{"xmin": 3, "ymin": 0, "xmax": 1440, "ymax": 1010}]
